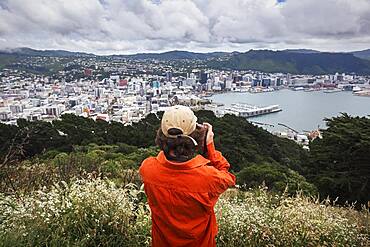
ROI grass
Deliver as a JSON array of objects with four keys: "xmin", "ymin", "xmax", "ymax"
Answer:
[{"xmin": 0, "ymin": 177, "xmax": 368, "ymax": 247}]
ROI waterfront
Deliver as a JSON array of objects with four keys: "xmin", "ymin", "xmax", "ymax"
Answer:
[{"xmin": 211, "ymin": 90, "xmax": 370, "ymax": 132}]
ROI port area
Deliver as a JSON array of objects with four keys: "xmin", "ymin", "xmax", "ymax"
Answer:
[
  {"xmin": 257, "ymin": 123, "xmax": 320, "ymax": 150},
  {"xmin": 202, "ymin": 103, "xmax": 320, "ymax": 149},
  {"xmin": 204, "ymin": 102, "xmax": 282, "ymax": 118}
]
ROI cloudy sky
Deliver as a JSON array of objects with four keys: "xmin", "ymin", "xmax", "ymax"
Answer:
[{"xmin": 0, "ymin": 0, "xmax": 370, "ymax": 54}]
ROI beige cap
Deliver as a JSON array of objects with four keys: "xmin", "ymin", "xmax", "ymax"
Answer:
[{"xmin": 161, "ymin": 105, "xmax": 197, "ymax": 137}]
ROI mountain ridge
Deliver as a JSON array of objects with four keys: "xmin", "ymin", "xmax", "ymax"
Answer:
[
  {"xmin": 2, "ymin": 47, "xmax": 370, "ymax": 74},
  {"xmin": 351, "ymin": 49, "xmax": 370, "ymax": 60},
  {"xmin": 207, "ymin": 49, "xmax": 370, "ymax": 75},
  {"xmin": 0, "ymin": 47, "xmax": 96, "ymax": 57},
  {"xmin": 1, "ymin": 46, "xmax": 370, "ymax": 59}
]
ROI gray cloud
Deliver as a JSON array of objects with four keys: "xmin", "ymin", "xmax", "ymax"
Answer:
[{"xmin": 0, "ymin": 0, "xmax": 369, "ymax": 54}]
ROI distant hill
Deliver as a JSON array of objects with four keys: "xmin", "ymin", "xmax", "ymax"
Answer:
[
  {"xmin": 2, "ymin": 47, "xmax": 370, "ymax": 74},
  {"xmin": 0, "ymin": 47, "xmax": 95, "ymax": 57},
  {"xmin": 0, "ymin": 53, "xmax": 18, "ymax": 69},
  {"xmin": 283, "ymin": 49, "xmax": 321, "ymax": 54},
  {"xmin": 208, "ymin": 49, "xmax": 370, "ymax": 75},
  {"xmin": 351, "ymin": 49, "xmax": 370, "ymax": 60},
  {"xmin": 120, "ymin": 50, "xmax": 229, "ymax": 60},
  {"xmin": 0, "ymin": 48, "xmax": 228, "ymax": 60}
]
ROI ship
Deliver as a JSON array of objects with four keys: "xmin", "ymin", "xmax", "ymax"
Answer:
[
  {"xmin": 223, "ymin": 103, "xmax": 282, "ymax": 118},
  {"xmin": 352, "ymin": 86, "xmax": 362, "ymax": 92},
  {"xmin": 323, "ymin": 88, "xmax": 342, "ymax": 93},
  {"xmin": 354, "ymin": 90, "xmax": 370, "ymax": 97}
]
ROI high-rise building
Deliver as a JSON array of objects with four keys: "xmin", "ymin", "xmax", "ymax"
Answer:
[
  {"xmin": 225, "ymin": 80, "xmax": 232, "ymax": 90},
  {"xmin": 286, "ymin": 73, "xmax": 291, "ymax": 85},
  {"xmin": 199, "ymin": 71, "xmax": 208, "ymax": 84},
  {"xmin": 119, "ymin": 79, "xmax": 128, "ymax": 87},
  {"xmin": 262, "ymin": 79, "xmax": 271, "ymax": 87},
  {"xmin": 152, "ymin": 81, "xmax": 160, "ymax": 89},
  {"xmin": 166, "ymin": 71, "xmax": 173, "ymax": 82},
  {"xmin": 84, "ymin": 68, "xmax": 93, "ymax": 77},
  {"xmin": 94, "ymin": 87, "xmax": 104, "ymax": 98}
]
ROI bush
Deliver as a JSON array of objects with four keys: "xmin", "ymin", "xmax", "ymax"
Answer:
[
  {"xmin": 116, "ymin": 143, "xmax": 138, "ymax": 154},
  {"xmin": 0, "ymin": 178, "xmax": 151, "ymax": 247},
  {"xmin": 237, "ymin": 162, "xmax": 317, "ymax": 195},
  {"xmin": 0, "ymin": 178, "xmax": 368, "ymax": 247},
  {"xmin": 216, "ymin": 188, "xmax": 368, "ymax": 246},
  {"xmin": 0, "ymin": 145, "xmax": 157, "ymax": 194}
]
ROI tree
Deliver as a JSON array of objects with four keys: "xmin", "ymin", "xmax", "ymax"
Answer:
[
  {"xmin": 16, "ymin": 119, "xmax": 69, "ymax": 157},
  {"xmin": 237, "ymin": 162, "xmax": 317, "ymax": 195},
  {"xmin": 308, "ymin": 114, "xmax": 370, "ymax": 204},
  {"xmin": 0, "ymin": 123, "xmax": 18, "ymax": 158}
]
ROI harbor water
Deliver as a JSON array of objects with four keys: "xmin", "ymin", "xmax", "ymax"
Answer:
[{"xmin": 210, "ymin": 89, "xmax": 370, "ymax": 132}]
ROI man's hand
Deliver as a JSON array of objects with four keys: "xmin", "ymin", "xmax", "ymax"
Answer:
[{"xmin": 203, "ymin": 122, "xmax": 214, "ymax": 145}]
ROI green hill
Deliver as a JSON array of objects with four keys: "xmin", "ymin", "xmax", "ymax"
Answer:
[
  {"xmin": 208, "ymin": 50, "xmax": 370, "ymax": 75},
  {"xmin": 0, "ymin": 53, "xmax": 18, "ymax": 69},
  {"xmin": 0, "ymin": 111, "xmax": 313, "ymax": 194},
  {"xmin": 0, "ymin": 47, "xmax": 95, "ymax": 57},
  {"xmin": 351, "ymin": 49, "xmax": 370, "ymax": 60},
  {"xmin": 122, "ymin": 50, "xmax": 228, "ymax": 60},
  {"xmin": 3, "ymin": 48, "xmax": 370, "ymax": 75},
  {"xmin": 2, "ymin": 111, "xmax": 369, "ymax": 205},
  {"xmin": 1, "ymin": 111, "xmax": 370, "ymax": 246}
]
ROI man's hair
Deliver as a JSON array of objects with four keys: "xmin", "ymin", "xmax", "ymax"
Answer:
[{"xmin": 156, "ymin": 127, "xmax": 205, "ymax": 162}]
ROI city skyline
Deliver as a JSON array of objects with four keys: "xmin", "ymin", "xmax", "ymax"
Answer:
[{"xmin": 1, "ymin": 0, "xmax": 370, "ymax": 55}]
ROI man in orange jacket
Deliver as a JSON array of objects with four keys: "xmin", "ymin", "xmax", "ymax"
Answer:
[{"xmin": 139, "ymin": 105, "xmax": 236, "ymax": 247}]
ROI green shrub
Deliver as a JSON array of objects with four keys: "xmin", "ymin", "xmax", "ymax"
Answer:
[
  {"xmin": 216, "ymin": 189, "xmax": 368, "ymax": 246},
  {"xmin": 237, "ymin": 162, "xmax": 317, "ymax": 195},
  {"xmin": 116, "ymin": 143, "xmax": 138, "ymax": 154},
  {"xmin": 40, "ymin": 150, "xmax": 61, "ymax": 160},
  {"xmin": 0, "ymin": 178, "xmax": 151, "ymax": 247}
]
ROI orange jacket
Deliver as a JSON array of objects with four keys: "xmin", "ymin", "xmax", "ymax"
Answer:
[{"xmin": 139, "ymin": 142, "xmax": 236, "ymax": 247}]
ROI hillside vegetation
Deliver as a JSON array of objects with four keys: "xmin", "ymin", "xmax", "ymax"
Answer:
[
  {"xmin": 0, "ymin": 111, "xmax": 314, "ymax": 195},
  {"xmin": 1, "ymin": 111, "xmax": 370, "ymax": 204},
  {"xmin": 0, "ymin": 53, "xmax": 18, "ymax": 69},
  {"xmin": 3, "ymin": 48, "xmax": 370, "ymax": 75},
  {"xmin": 208, "ymin": 50, "xmax": 370, "ymax": 75},
  {"xmin": 1, "ymin": 111, "xmax": 370, "ymax": 246}
]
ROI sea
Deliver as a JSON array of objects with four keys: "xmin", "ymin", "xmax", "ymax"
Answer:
[{"xmin": 210, "ymin": 89, "xmax": 370, "ymax": 132}]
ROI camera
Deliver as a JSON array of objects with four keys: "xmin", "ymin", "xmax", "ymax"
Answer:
[{"xmin": 195, "ymin": 123, "xmax": 208, "ymax": 155}]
